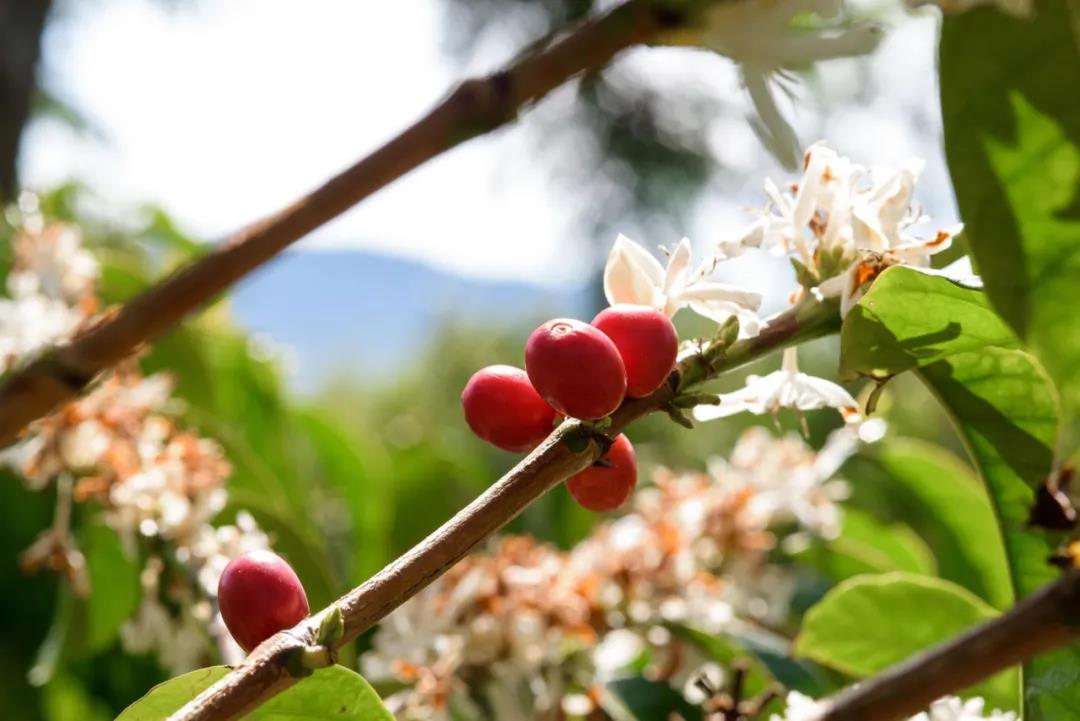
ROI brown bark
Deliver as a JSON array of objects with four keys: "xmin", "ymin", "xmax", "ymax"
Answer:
[{"xmin": 0, "ymin": 0, "xmax": 52, "ymax": 201}]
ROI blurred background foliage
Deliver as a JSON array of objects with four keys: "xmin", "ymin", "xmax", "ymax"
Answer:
[
  {"xmin": 0, "ymin": 1, "xmax": 996, "ymax": 718},
  {"xmin": 0, "ymin": 183, "xmax": 979, "ymax": 720}
]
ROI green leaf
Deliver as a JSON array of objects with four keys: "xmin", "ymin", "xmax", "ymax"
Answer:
[
  {"xmin": 839, "ymin": 267, "xmax": 1061, "ymax": 600},
  {"xmin": 291, "ymin": 408, "xmax": 396, "ymax": 583},
  {"xmin": 794, "ymin": 573, "xmax": 1017, "ymax": 711},
  {"xmin": 79, "ymin": 521, "xmax": 140, "ymax": 653},
  {"xmin": 672, "ymin": 623, "xmax": 833, "ymax": 698},
  {"xmin": 116, "ymin": 667, "xmax": 228, "ymax": 721},
  {"xmin": 920, "ymin": 351, "xmax": 1080, "ymax": 718},
  {"xmin": 840, "ymin": 265, "xmax": 1068, "ymax": 715},
  {"xmin": 921, "ymin": 351, "xmax": 1060, "ymax": 597},
  {"xmin": 839, "ymin": 266, "xmax": 1016, "ymax": 381},
  {"xmin": 42, "ymin": 673, "xmax": 113, "ymax": 721},
  {"xmin": 941, "ymin": 0, "xmax": 1080, "ymax": 420},
  {"xmin": 727, "ymin": 628, "xmax": 837, "ymax": 698},
  {"xmin": 871, "ymin": 440, "xmax": 1012, "ymax": 609},
  {"xmin": 794, "ymin": 508, "xmax": 937, "ymax": 582},
  {"xmin": 601, "ymin": 676, "xmax": 702, "ymax": 721},
  {"xmin": 27, "ymin": 586, "xmax": 73, "ymax": 687},
  {"xmin": 671, "ymin": 625, "xmax": 771, "ymax": 695},
  {"xmin": 116, "ymin": 665, "xmax": 393, "ymax": 720}
]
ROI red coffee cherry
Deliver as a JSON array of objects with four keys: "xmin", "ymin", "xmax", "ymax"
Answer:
[
  {"xmin": 461, "ymin": 365, "xmax": 557, "ymax": 452},
  {"xmin": 567, "ymin": 434, "xmax": 637, "ymax": 512},
  {"xmin": 218, "ymin": 550, "xmax": 310, "ymax": 652},
  {"xmin": 525, "ymin": 318, "xmax": 627, "ymax": 420},
  {"xmin": 592, "ymin": 304, "xmax": 678, "ymax": 398}
]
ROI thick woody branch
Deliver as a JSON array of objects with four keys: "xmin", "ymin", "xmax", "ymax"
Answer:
[
  {"xmin": 0, "ymin": 0, "xmax": 700, "ymax": 448},
  {"xmin": 820, "ymin": 569, "xmax": 1080, "ymax": 721},
  {"xmin": 167, "ymin": 299, "xmax": 841, "ymax": 721}
]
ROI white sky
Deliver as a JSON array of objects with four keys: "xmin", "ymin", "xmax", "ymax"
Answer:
[{"xmin": 20, "ymin": 0, "xmax": 956, "ymax": 290}]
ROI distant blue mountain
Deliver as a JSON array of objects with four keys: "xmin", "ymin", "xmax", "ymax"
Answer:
[{"xmin": 230, "ymin": 250, "xmax": 591, "ymax": 390}]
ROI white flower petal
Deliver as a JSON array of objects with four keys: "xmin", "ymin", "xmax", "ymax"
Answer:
[
  {"xmin": 604, "ymin": 233, "xmax": 760, "ymax": 327},
  {"xmin": 693, "ymin": 398, "xmax": 756, "ymax": 421},
  {"xmin": 735, "ymin": 307, "xmax": 765, "ymax": 338},
  {"xmin": 770, "ymin": 691, "xmax": 826, "ymax": 721},
  {"xmin": 663, "ymin": 238, "xmax": 694, "ymax": 300},
  {"xmin": 743, "ymin": 67, "xmax": 801, "ymax": 170},
  {"xmin": 890, "ymin": 223, "xmax": 960, "ymax": 265},
  {"xmin": 794, "ymin": 375, "xmax": 860, "ymax": 417},
  {"xmin": 909, "ymin": 255, "xmax": 983, "ymax": 288},
  {"xmin": 718, "ymin": 221, "xmax": 765, "ymax": 259},
  {"xmin": 679, "ymin": 282, "xmax": 763, "ymax": 312},
  {"xmin": 695, "ymin": 349, "xmax": 857, "ymax": 422},
  {"xmin": 603, "ymin": 234, "xmax": 666, "ymax": 308}
]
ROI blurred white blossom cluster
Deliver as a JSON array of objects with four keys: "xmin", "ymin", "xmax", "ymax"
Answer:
[
  {"xmin": 0, "ymin": 200, "xmax": 269, "ymax": 672},
  {"xmin": 773, "ymin": 691, "xmax": 1017, "ymax": 721},
  {"xmin": 0, "ymin": 207, "xmax": 97, "ymax": 371},
  {"xmin": 363, "ymin": 427, "xmax": 860, "ymax": 721}
]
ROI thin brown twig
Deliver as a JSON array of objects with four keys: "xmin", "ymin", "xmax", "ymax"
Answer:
[
  {"xmin": 819, "ymin": 569, "xmax": 1080, "ymax": 721},
  {"xmin": 166, "ymin": 298, "xmax": 842, "ymax": 721},
  {"xmin": 170, "ymin": 284, "xmax": 1080, "ymax": 721},
  {"xmin": 0, "ymin": 0, "xmax": 697, "ymax": 448}
]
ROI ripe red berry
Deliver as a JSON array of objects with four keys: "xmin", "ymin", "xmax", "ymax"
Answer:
[
  {"xmin": 566, "ymin": 434, "xmax": 637, "ymax": 512},
  {"xmin": 592, "ymin": 304, "xmax": 678, "ymax": 398},
  {"xmin": 525, "ymin": 319, "xmax": 627, "ymax": 420},
  {"xmin": 218, "ymin": 550, "xmax": 310, "ymax": 652},
  {"xmin": 461, "ymin": 365, "xmax": 557, "ymax": 452}
]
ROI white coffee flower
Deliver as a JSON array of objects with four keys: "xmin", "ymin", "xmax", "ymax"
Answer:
[
  {"xmin": 722, "ymin": 143, "xmax": 960, "ymax": 315},
  {"xmin": 8, "ymin": 223, "xmax": 99, "ymax": 303},
  {"xmin": 772, "ymin": 691, "xmax": 827, "ymax": 721},
  {"xmin": 694, "ymin": 347, "xmax": 859, "ymax": 423},
  {"xmin": 663, "ymin": 2, "xmax": 882, "ymax": 167},
  {"xmin": 593, "ymin": 628, "xmax": 645, "ymax": 677},
  {"xmin": 604, "ymin": 234, "xmax": 763, "ymax": 335},
  {"xmin": 910, "ymin": 696, "xmax": 1018, "ymax": 721},
  {"xmin": 773, "ymin": 694, "xmax": 1016, "ymax": 721},
  {"xmin": 0, "ymin": 295, "xmax": 83, "ymax": 371}
]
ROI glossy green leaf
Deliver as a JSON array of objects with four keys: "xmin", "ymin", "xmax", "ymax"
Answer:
[
  {"xmin": 841, "ymin": 263, "xmax": 1066, "ymax": 715},
  {"xmin": 794, "ymin": 573, "xmax": 1017, "ymax": 711},
  {"xmin": 920, "ymin": 351, "xmax": 1080, "ymax": 718},
  {"xmin": 871, "ymin": 440, "xmax": 1011, "ymax": 609},
  {"xmin": 839, "ymin": 267, "xmax": 1016, "ymax": 381},
  {"xmin": 941, "ymin": 0, "xmax": 1080, "ymax": 419},
  {"xmin": 839, "ymin": 267, "xmax": 1060, "ymax": 598},
  {"xmin": 795, "ymin": 507, "xmax": 936, "ymax": 582},
  {"xmin": 115, "ymin": 667, "xmax": 229, "ymax": 721},
  {"xmin": 116, "ymin": 665, "xmax": 393, "ymax": 720},
  {"xmin": 921, "ymin": 351, "xmax": 1059, "ymax": 596}
]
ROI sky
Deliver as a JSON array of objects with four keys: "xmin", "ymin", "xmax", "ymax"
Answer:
[{"xmin": 19, "ymin": 0, "xmax": 958, "ymax": 290}]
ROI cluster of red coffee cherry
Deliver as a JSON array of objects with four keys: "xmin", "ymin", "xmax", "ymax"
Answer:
[
  {"xmin": 213, "ymin": 307, "xmax": 679, "ymax": 655},
  {"xmin": 461, "ymin": 304, "xmax": 678, "ymax": 512}
]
